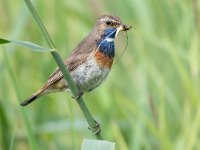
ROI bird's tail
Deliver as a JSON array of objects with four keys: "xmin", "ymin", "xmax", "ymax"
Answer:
[{"xmin": 20, "ymin": 84, "xmax": 48, "ymax": 106}]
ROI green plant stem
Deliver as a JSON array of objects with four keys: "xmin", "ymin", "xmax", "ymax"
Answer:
[
  {"xmin": 23, "ymin": 0, "xmax": 102, "ymax": 139},
  {"xmin": 4, "ymin": 51, "xmax": 37, "ymax": 150}
]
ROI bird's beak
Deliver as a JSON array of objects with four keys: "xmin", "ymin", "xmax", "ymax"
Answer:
[{"xmin": 115, "ymin": 24, "xmax": 132, "ymax": 38}]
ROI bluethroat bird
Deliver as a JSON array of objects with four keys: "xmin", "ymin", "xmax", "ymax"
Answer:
[{"xmin": 21, "ymin": 14, "xmax": 131, "ymax": 106}]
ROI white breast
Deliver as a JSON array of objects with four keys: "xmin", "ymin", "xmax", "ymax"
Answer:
[{"xmin": 70, "ymin": 56, "xmax": 110, "ymax": 92}]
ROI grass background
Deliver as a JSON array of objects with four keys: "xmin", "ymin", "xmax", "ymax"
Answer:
[{"xmin": 0, "ymin": 0, "xmax": 200, "ymax": 149}]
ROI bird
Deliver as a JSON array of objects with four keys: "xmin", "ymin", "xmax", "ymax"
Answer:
[{"xmin": 20, "ymin": 14, "xmax": 131, "ymax": 106}]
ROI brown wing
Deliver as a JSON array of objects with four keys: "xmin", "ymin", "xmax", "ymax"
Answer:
[{"xmin": 47, "ymin": 35, "xmax": 98, "ymax": 85}]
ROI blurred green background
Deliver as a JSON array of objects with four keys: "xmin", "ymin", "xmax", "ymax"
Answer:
[{"xmin": 0, "ymin": 0, "xmax": 200, "ymax": 149}]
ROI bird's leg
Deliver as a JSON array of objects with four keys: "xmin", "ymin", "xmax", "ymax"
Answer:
[
  {"xmin": 71, "ymin": 91, "xmax": 83, "ymax": 100},
  {"xmin": 88, "ymin": 120, "xmax": 101, "ymax": 135},
  {"xmin": 75, "ymin": 91, "xmax": 83, "ymax": 100}
]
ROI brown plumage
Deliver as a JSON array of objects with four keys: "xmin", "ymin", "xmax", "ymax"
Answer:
[{"xmin": 20, "ymin": 14, "xmax": 131, "ymax": 106}]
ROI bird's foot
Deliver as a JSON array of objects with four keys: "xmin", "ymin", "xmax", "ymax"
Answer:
[
  {"xmin": 88, "ymin": 120, "xmax": 101, "ymax": 135},
  {"xmin": 71, "ymin": 92, "xmax": 83, "ymax": 100}
]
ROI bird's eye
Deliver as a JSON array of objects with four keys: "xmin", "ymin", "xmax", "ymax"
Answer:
[{"xmin": 106, "ymin": 20, "xmax": 112, "ymax": 25}]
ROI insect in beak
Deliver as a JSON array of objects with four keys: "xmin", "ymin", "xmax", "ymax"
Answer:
[
  {"xmin": 123, "ymin": 24, "xmax": 132, "ymax": 31},
  {"xmin": 115, "ymin": 24, "xmax": 132, "ymax": 38}
]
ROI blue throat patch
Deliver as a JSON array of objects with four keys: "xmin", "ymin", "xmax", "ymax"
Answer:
[{"xmin": 98, "ymin": 28, "xmax": 116, "ymax": 58}]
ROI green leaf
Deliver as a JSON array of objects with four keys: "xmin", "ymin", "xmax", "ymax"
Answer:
[
  {"xmin": 81, "ymin": 139, "xmax": 115, "ymax": 150},
  {"xmin": 0, "ymin": 38, "xmax": 51, "ymax": 51},
  {"xmin": 12, "ymin": 40, "xmax": 51, "ymax": 51},
  {"xmin": 0, "ymin": 38, "xmax": 10, "ymax": 44}
]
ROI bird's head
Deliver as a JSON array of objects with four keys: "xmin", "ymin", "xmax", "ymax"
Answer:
[{"xmin": 93, "ymin": 14, "xmax": 131, "ymax": 40}]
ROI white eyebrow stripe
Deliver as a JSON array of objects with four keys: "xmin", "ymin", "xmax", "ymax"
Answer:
[
  {"xmin": 99, "ymin": 18, "xmax": 108, "ymax": 22},
  {"xmin": 99, "ymin": 18, "xmax": 120, "ymax": 24}
]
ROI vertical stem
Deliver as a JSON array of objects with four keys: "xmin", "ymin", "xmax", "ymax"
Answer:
[{"xmin": 23, "ymin": 0, "xmax": 102, "ymax": 139}]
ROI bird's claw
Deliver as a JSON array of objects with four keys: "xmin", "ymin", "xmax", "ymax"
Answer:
[
  {"xmin": 71, "ymin": 92, "xmax": 83, "ymax": 100},
  {"xmin": 88, "ymin": 120, "xmax": 101, "ymax": 135}
]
